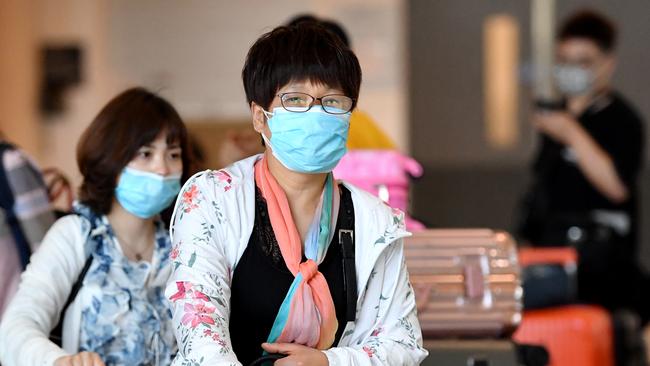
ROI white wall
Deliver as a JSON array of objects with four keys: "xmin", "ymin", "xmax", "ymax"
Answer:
[
  {"xmin": 34, "ymin": 0, "xmax": 408, "ymax": 188},
  {"xmin": 36, "ymin": 0, "xmax": 123, "ymax": 184}
]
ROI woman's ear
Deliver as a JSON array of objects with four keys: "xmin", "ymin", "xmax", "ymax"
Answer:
[{"xmin": 251, "ymin": 102, "xmax": 266, "ymax": 133}]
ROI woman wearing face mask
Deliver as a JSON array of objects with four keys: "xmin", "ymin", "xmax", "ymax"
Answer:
[
  {"xmin": 165, "ymin": 23, "xmax": 427, "ymax": 366},
  {"xmin": 0, "ymin": 87, "xmax": 191, "ymax": 366}
]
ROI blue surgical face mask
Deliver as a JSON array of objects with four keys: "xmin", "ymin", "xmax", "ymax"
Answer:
[
  {"xmin": 261, "ymin": 106, "xmax": 350, "ymax": 174},
  {"xmin": 115, "ymin": 167, "xmax": 182, "ymax": 218}
]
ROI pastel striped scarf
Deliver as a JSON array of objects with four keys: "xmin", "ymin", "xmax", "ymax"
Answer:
[{"xmin": 254, "ymin": 157, "xmax": 340, "ymax": 349}]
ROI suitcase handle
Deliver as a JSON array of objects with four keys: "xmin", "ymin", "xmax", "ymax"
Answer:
[{"xmin": 464, "ymin": 261, "xmax": 485, "ymax": 299}]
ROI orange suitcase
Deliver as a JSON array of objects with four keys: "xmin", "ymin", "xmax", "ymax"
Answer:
[
  {"xmin": 513, "ymin": 305, "xmax": 614, "ymax": 366},
  {"xmin": 518, "ymin": 247, "xmax": 577, "ymax": 267}
]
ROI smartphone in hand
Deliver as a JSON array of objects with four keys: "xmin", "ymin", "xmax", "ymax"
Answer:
[{"xmin": 534, "ymin": 98, "xmax": 567, "ymax": 112}]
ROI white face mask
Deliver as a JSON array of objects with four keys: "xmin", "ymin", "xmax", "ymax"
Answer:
[{"xmin": 553, "ymin": 64, "xmax": 595, "ymax": 96}]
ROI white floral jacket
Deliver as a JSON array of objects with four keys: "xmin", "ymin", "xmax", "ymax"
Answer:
[{"xmin": 165, "ymin": 155, "xmax": 428, "ymax": 365}]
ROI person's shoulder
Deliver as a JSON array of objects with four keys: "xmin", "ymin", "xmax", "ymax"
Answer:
[
  {"xmin": 31, "ymin": 214, "xmax": 87, "ymax": 265},
  {"xmin": 0, "ymin": 140, "xmax": 16, "ymax": 152},
  {"xmin": 175, "ymin": 155, "xmax": 260, "ymax": 220},
  {"xmin": 46, "ymin": 214, "xmax": 85, "ymax": 242},
  {"xmin": 343, "ymin": 182, "xmax": 406, "ymax": 227},
  {"xmin": 607, "ymin": 92, "xmax": 644, "ymax": 127},
  {"xmin": 48, "ymin": 213, "xmax": 82, "ymax": 230},
  {"xmin": 342, "ymin": 182, "xmax": 382, "ymax": 209},
  {"xmin": 0, "ymin": 144, "xmax": 29, "ymax": 170},
  {"xmin": 182, "ymin": 155, "xmax": 259, "ymax": 196}
]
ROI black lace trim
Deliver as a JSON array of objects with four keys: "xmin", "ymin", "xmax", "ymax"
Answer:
[{"xmin": 254, "ymin": 187, "xmax": 285, "ymax": 267}]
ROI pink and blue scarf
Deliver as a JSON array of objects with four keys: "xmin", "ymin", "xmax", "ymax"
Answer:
[{"xmin": 254, "ymin": 157, "xmax": 340, "ymax": 349}]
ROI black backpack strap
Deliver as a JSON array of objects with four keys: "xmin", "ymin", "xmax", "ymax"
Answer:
[
  {"xmin": 49, "ymin": 253, "xmax": 94, "ymax": 346},
  {"xmin": 338, "ymin": 185, "xmax": 357, "ymax": 322},
  {"xmin": 0, "ymin": 142, "xmax": 15, "ymax": 210},
  {"xmin": 0, "ymin": 142, "xmax": 16, "ymax": 210},
  {"xmin": 0, "ymin": 142, "xmax": 33, "ymax": 268},
  {"xmin": 49, "ymin": 215, "xmax": 96, "ymax": 346}
]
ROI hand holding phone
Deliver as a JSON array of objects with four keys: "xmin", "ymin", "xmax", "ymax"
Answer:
[{"xmin": 534, "ymin": 98, "xmax": 567, "ymax": 112}]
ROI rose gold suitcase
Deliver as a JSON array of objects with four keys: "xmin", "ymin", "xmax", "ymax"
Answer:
[{"xmin": 404, "ymin": 229, "xmax": 523, "ymax": 338}]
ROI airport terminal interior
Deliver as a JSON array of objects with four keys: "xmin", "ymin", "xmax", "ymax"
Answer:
[{"xmin": 1, "ymin": 1, "xmax": 650, "ymax": 365}]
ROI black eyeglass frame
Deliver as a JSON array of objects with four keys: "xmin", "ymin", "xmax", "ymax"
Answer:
[{"xmin": 276, "ymin": 92, "xmax": 355, "ymax": 114}]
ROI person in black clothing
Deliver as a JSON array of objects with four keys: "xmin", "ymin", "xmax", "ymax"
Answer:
[{"xmin": 519, "ymin": 10, "xmax": 646, "ymax": 318}]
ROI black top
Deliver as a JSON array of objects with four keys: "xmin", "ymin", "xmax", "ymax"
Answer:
[
  {"xmin": 229, "ymin": 185, "xmax": 353, "ymax": 364},
  {"xmin": 522, "ymin": 92, "xmax": 644, "ymax": 249}
]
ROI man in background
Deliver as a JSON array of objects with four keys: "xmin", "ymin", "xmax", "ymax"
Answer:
[{"xmin": 519, "ymin": 9, "xmax": 646, "ymax": 321}]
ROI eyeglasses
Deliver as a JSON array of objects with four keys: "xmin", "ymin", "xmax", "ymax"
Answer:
[{"xmin": 277, "ymin": 92, "xmax": 354, "ymax": 114}]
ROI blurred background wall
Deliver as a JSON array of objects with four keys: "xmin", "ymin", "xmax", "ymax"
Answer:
[
  {"xmin": 2, "ymin": 0, "xmax": 650, "ymax": 266},
  {"xmin": 1, "ymin": 0, "xmax": 407, "ymax": 184}
]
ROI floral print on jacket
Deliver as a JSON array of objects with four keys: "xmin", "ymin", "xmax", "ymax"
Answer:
[{"xmin": 165, "ymin": 156, "xmax": 427, "ymax": 365}]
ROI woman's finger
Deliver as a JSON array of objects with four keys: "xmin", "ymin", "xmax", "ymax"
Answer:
[
  {"xmin": 91, "ymin": 352, "xmax": 106, "ymax": 366},
  {"xmin": 273, "ymin": 355, "xmax": 297, "ymax": 366},
  {"xmin": 79, "ymin": 352, "xmax": 94, "ymax": 366},
  {"xmin": 262, "ymin": 342, "xmax": 300, "ymax": 354},
  {"xmin": 70, "ymin": 355, "xmax": 83, "ymax": 366},
  {"xmin": 261, "ymin": 342, "xmax": 282, "ymax": 354},
  {"xmin": 54, "ymin": 357, "xmax": 73, "ymax": 366},
  {"xmin": 70, "ymin": 354, "xmax": 86, "ymax": 366}
]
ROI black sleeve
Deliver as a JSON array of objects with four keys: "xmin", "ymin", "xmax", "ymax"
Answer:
[
  {"xmin": 599, "ymin": 114, "xmax": 644, "ymax": 190},
  {"xmin": 531, "ymin": 135, "xmax": 562, "ymax": 176}
]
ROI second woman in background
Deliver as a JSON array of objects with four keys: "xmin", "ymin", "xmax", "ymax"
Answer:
[{"xmin": 0, "ymin": 87, "xmax": 191, "ymax": 366}]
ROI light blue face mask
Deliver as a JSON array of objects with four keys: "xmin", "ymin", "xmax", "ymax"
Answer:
[
  {"xmin": 262, "ymin": 106, "xmax": 351, "ymax": 174},
  {"xmin": 115, "ymin": 167, "xmax": 182, "ymax": 218}
]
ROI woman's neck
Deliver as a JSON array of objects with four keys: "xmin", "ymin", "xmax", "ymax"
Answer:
[
  {"xmin": 106, "ymin": 200, "xmax": 155, "ymax": 259},
  {"xmin": 266, "ymin": 151, "xmax": 327, "ymax": 200},
  {"xmin": 265, "ymin": 151, "xmax": 327, "ymax": 241}
]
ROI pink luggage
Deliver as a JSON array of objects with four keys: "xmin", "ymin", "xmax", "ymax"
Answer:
[
  {"xmin": 404, "ymin": 229, "xmax": 522, "ymax": 338},
  {"xmin": 334, "ymin": 149, "xmax": 425, "ymax": 231}
]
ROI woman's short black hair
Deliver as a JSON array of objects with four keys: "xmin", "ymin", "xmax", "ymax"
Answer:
[
  {"xmin": 286, "ymin": 14, "xmax": 351, "ymax": 48},
  {"xmin": 242, "ymin": 23, "xmax": 362, "ymax": 111},
  {"xmin": 558, "ymin": 10, "xmax": 617, "ymax": 53}
]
